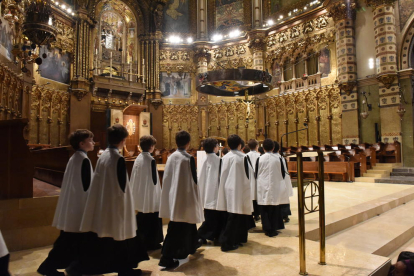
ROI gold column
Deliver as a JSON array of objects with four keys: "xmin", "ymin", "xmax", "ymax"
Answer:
[{"xmin": 318, "ymin": 150, "xmax": 326, "ymax": 265}]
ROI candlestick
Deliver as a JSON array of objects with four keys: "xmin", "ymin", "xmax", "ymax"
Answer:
[{"xmin": 110, "ymin": 52, "xmax": 113, "ymax": 78}]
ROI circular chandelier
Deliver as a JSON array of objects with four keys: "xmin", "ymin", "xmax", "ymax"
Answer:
[
  {"xmin": 196, "ymin": 69, "xmax": 273, "ymax": 97},
  {"xmin": 22, "ymin": 0, "xmax": 57, "ymax": 47}
]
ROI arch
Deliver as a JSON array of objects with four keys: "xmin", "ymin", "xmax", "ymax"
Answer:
[{"xmin": 398, "ymin": 12, "xmax": 414, "ymax": 70}]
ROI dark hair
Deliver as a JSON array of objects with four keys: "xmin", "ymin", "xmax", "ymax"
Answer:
[
  {"xmin": 140, "ymin": 135, "xmax": 157, "ymax": 152},
  {"xmin": 222, "ymin": 147, "xmax": 229, "ymax": 156},
  {"xmin": 241, "ymin": 139, "xmax": 245, "ymax": 149},
  {"xmin": 176, "ymin": 130, "xmax": 191, "ymax": 148},
  {"xmin": 258, "ymin": 147, "xmax": 265, "ymax": 155},
  {"xmin": 69, "ymin": 129, "xmax": 94, "ymax": 150},
  {"xmin": 227, "ymin": 134, "xmax": 242, "ymax": 150},
  {"xmin": 263, "ymin": 138, "xmax": 275, "ymax": 152},
  {"xmin": 203, "ymin": 138, "xmax": 218, "ymax": 153},
  {"xmin": 242, "ymin": 146, "xmax": 250, "ymax": 154},
  {"xmin": 107, "ymin": 124, "xmax": 129, "ymax": 146},
  {"xmin": 247, "ymin": 139, "xmax": 258, "ymax": 150},
  {"xmin": 273, "ymin": 141, "xmax": 280, "ymax": 153}
]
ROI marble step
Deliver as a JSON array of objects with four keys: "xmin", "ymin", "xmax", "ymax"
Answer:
[
  {"xmin": 368, "ymin": 169, "xmax": 391, "ymax": 175},
  {"xmin": 388, "ymin": 236, "xmax": 414, "ymax": 263},
  {"xmin": 393, "ymin": 167, "xmax": 414, "ymax": 173},
  {"xmin": 326, "ymin": 199, "xmax": 414, "ymax": 257},
  {"xmin": 390, "ymin": 172, "xmax": 414, "ymax": 177},
  {"xmin": 375, "ymin": 163, "xmax": 402, "ymax": 168},
  {"xmin": 364, "ymin": 172, "xmax": 390, "ymax": 178},
  {"xmin": 305, "ymin": 186, "xmax": 414, "ymax": 241},
  {"xmin": 375, "ymin": 176, "xmax": 414, "ymax": 185}
]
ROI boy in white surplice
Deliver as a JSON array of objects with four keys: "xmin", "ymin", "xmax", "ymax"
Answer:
[{"xmin": 130, "ymin": 135, "xmax": 163, "ymax": 251}]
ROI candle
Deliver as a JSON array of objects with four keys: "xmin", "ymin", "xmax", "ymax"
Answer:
[
  {"xmin": 220, "ymin": 143, "xmax": 222, "ymax": 147},
  {"xmin": 110, "ymin": 52, "xmax": 113, "ymax": 78},
  {"xmin": 129, "ymin": 62, "xmax": 132, "ymax": 81},
  {"xmin": 110, "ymin": 52, "xmax": 112, "ymax": 58},
  {"xmin": 95, "ymin": 49, "xmax": 98, "ymax": 55},
  {"xmin": 142, "ymin": 59, "xmax": 145, "ymax": 65}
]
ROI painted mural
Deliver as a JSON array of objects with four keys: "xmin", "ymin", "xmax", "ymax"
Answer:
[
  {"xmin": 319, "ymin": 48, "xmax": 331, "ymax": 77},
  {"xmin": 215, "ymin": 0, "xmax": 244, "ymax": 31},
  {"xmin": 39, "ymin": 46, "xmax": 71, "ymax": 84},
  {"xmin": 399, "ymin": 0, "xmax": 414, "ymax": 30},
  {"xmin": 160, "ymin": 72, "xmax": 191, "ymax": 98},
  {"xmin": 163, "ymin": 0, "xmax": 190, "ymax": 33},
  {"xmin": 0, "ymin": 16, "xmax": 14, "ymax": 60}
]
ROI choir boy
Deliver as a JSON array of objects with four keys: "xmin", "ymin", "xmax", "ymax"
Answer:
[
  {"xmin": 0, "ymin": 231, "xmax": 10, "ymax": 276},
  {"xmin": 274, "ymin": 141, "xmax": 293, "ymax": 222},
  {"xmin": 38, "ymin": 130, "xmax": 95, "ymax": 276},
  {"xmin": 130, "ymin": 135, "xmax": 163, "ymax": 251},
  {"xmin": 256, "ymin": 139, "xmax": 286, "ymax": 237},
  {"xmin": 159, "ymin": 131, "xmax": 204, "ymax": 269},
  {"xmin": 247, "ymin": 139, "xmax": 261, "ymax": 221},
  {"xmin": 79, "ymin": 124, "xmax": 148, "ymax": 276},
  {"xmin": 197, "ymin": 138, "xmax": 224, "ymax": 244},
  {"xmin": 217, "ymin": 134, "xmax": 253, "ymax": 252}
]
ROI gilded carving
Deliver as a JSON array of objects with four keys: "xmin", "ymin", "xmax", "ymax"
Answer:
[{"xmin": 327, "ymin": 0, "xmax": 357, "ymax": 22}]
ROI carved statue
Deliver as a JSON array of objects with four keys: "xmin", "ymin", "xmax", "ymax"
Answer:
[{"xmin": 154, "ymin": 4, "xmax": 164, "ymax": 31}]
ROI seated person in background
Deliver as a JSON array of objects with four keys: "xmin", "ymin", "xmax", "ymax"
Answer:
[
  {"xmin": 38, "ymin": 130, "xmax": 95, "ymax": 276},
  {"xmin": 130, "ymin": 135, "xmax": 163, "ymax": 251}
]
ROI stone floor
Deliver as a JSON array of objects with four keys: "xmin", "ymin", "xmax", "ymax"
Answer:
[
  {"xmin": 33, "ymin": 179, "xmax": 60, "ymax": 198},
  {"xmin": 9, "ymin": 181, "xmax": 414, "ymax": 276}
]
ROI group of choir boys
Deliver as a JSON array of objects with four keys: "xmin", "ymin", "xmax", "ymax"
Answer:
[{"xmin": 23, "ymin": 124, "xmax": 292, "ymax": 276}]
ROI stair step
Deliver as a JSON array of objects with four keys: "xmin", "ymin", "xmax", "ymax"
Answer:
[
  {"xmin": 355, "ymin": 177, "xmax": 377, "ymax": 183},
  {"xmin": 388, "ymin": 237, "xmax": 414, "ymax": 263},
  {"xmin": 364, "ymin": 173, "xmax": 389, "ymax": 178},
  {"xmin": 305, "ymin": 186, "xmax": 414, "ymax": 241},
  {"xmin": 376, "ymin": 177, "xmax": 414, "ymax": 185},
  {"xmin": 393, "ymin": 167, "xmax": 414, "ymax": 173},
  {"xmin": 391, "ymin": 172, "xmax": 414, "ymax": 177},
  {"xmin": 375, "ymin": 163, "xmax": 402, "ymax": 168},
  {"xmin": 326, "ymin": 200, "xmax": 414, "ymax": 257},
  {"xmin": 368, "ymin": 169, "xmax": 390, "ymax": 174}
]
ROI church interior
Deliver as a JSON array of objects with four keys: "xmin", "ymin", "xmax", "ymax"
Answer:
[{"xmin": 2, "ymin": 0, "xmax": 414, "ymax": 275}]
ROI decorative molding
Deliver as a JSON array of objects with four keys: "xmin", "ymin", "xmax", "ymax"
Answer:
[
  {"xmin": 338, "ymin": 81, "xmax": 357, "ymax": 96},
  {"xmin": 365, "ymin": 0, "xmax": 397, "ymax": 9},
  {"xmin": 377, "ymin": 74, "xmax": 397, "ymax": 89},
  {"xmin": 72, "ymin": 88, "xmax": 88, "ymax": 101},
  {"xmin": 327, "ymin": 0, "xmax": 357, "ymax": 22}
]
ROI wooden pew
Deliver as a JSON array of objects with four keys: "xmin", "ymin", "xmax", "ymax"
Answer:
[
  {"xmin": 287, "ymin": 161, "xmax": 355, "ymax": 181},
  {"xmin": 379, "ymin": 141, "xmax": 401, "ymax": 163}
]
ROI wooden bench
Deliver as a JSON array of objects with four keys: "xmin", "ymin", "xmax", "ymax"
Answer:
[
  {"xmin": 379, "ymin": 141, "xmax": 401, "ymax": 163},
  {"xmin": 288, "ymin": 161, "xmax": 355, "ymax": 181}
]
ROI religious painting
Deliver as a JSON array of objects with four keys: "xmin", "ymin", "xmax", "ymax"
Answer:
[
  {"xmin": 127, "ymin": 21, "xmax": 136, "ymax": 63},
  {"xmin": 38, "ymin": 46, "xmax": 71, "ymax": 84},
  {"xmin": 319, "ymin": 48, "xmax": 331, "ymax": 77},
  {"xmin": 160, "ymin": 72, "xmax": 191, "ymax": 98},
  {"xmin": 101, "ymin": 11, "xmax": 124, "ymax": 51},
  {"xmin": 163, "ymin": 0, "xmax": 190, "ymax": 33},
  {"xmin": 271, "ymin": 61, "xmax": 281, "ymax": 86},
  {"xmin": 215, "ymin": 0, "xmax": 244, "ymax": 31},
  {"xmin": 0, "ymin": 16, "xmax": 14, "ymax": 60}
]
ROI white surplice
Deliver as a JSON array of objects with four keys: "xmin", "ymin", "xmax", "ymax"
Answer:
[
  {"xmin": 130, "ymin": 152, "xmax": 161, "ymax": 213},
  {"xmin": 159, "ymin": 150, "xmax": 204, "ymax": 224},
  {"xmin": 247, "ymin": 151, "xmax": 260, "ymax": 200},
  {"xmin": 80, "ymin": 148, "xmax": 136, "ymax": 241},
  {"xmin": 216, "ymin": 150, "xmax": 253, "ymax": 215},
  {"xmin": 52, "ymin": 150, "xmax": 92, "ymax": 233},
  {"xmin": 256, "ymin": 153, "xmax": 289, "ymax": 205},
  {"xmin": 198, "ymin": 153, "xmax": 221, "ymax": 210}
]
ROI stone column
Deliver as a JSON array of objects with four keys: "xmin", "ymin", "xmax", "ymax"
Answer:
[
  {"xmin": 252, "ymin": 0, "xmax": 263, "ymax": 29},
  {"xmin": 197, "ymin": 0, "xmax": 208, "ymax": 40},
  {"xmin": 366, "ymin": 0, "xmax": 401, "ymax": 143},
  {"xmin": 195, "ymin": 46, "xmax": 211, "ymax": 139},
  {"xmin": 328, "ymin": 0, "xmax": 359, "ymax": 145},
  {"xmin": 249, "ymin": 32, "xmax": 266, "ymax": 71},
  {"xmin": 70, "ymin": 7, "xmax": 94, "ymax": 131}
]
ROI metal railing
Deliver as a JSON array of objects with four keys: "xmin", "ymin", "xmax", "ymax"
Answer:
[{"xmin": 296, "ymin": 150, "xmax": 326, "ymax": 275}]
